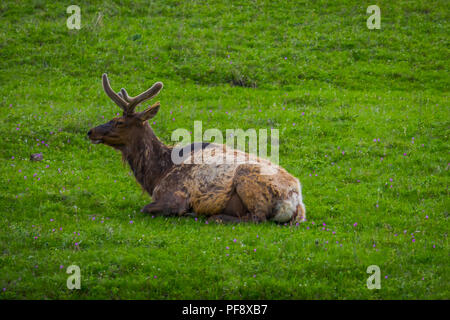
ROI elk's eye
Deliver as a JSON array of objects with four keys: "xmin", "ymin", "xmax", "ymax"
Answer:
[{"xmin": 116, "ymin": 120, "xmax": 125, "ymax": 126}]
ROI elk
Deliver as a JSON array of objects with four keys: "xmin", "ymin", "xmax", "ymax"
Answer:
[{"xmin": 88, "ymin": 74, "xmax": 306, "ymax": 223}]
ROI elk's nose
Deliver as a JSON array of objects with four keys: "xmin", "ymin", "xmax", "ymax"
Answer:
[{"xmin": 87, "ymin": 130, "xmax": 92, "ymax": 137}]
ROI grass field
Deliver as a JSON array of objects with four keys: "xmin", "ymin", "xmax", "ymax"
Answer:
[{"xmin": 0, "ymin": 0, "xmax": 449, "ymax": 299}]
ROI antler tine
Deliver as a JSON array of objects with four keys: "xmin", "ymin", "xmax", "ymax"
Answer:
[
  {"xmin": 128, "ymin": 82, "xmax": 163, "ymax": 113},
  {"xmin": 120, "ymin": 88, "xmax": 131, "ymax": 102},
  {"xmin": 102, "ymin": 74, "xmax": 128, "ymax": 111}
]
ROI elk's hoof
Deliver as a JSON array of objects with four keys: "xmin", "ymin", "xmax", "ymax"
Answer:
[
  {"xmin": 141, "ymin": 204, "xmax": 152, "ymax": 213},
  {"xmin": 207, "ymin": 216, "xmax": 223, "ymax": 224},
  {"xmin": 185, "ymin": 212, "xmax": 197, "ymax": 218}
]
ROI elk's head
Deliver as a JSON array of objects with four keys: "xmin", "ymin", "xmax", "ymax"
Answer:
[{"xmin": 87, "ymin": 74, "xmax": 163, "ymax": 149}]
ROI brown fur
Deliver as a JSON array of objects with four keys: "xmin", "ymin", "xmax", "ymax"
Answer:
[{"xmin": 88, "ymin": 74, "xmax": 306, "ymax": 223}]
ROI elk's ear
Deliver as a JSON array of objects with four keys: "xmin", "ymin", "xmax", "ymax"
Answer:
[{"xmin": 137, "ymin": 102, "xmax": 160, "ymax": 121}]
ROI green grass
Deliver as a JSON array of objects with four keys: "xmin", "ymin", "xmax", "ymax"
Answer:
[{"xmin": 0, "ymin": 0, "xmax": 449, "ymax": 299}]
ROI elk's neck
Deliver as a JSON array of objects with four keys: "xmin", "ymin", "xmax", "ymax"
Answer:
[{"xmin": 122, "ymin": 125, "xmax": 173, "ymax": 196}]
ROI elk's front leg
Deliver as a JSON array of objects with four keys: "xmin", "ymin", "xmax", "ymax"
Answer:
[
  {"xmin": 142, "ymin": 191, "xmax": 189, "ymax": 217},
  {"xmin": 142, "ymin": 202, "xmax": 171, "ymax": 216}
]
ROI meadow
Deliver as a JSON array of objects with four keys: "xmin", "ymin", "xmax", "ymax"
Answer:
[{"xmin": 0, "ymin": 0, "xmax": 448, "ymax": 299}]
